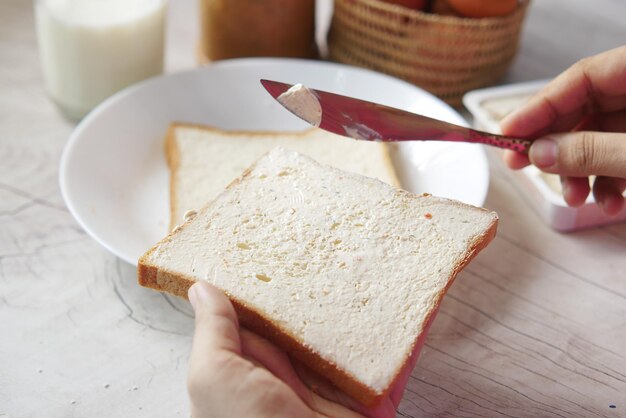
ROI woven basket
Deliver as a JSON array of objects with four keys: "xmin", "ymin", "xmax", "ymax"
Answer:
[{"xmin": 328, "ymin": 0, "xmax": 530, "ymax": 107}]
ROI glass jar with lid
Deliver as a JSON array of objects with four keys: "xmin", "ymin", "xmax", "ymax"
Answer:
[{"xmin": 198, "ymin": 0, "xmax": 318, "ymax": 62}]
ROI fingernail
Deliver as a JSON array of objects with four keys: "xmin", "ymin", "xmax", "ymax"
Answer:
[
  {"xmin": 600, "ymin": 194, "xmax": 625, "ymax": 216},
  {"xmin": 188, "ymin": 284, "xmax": 198, "ymax": 310},
  {"xmin": 529, "ymin": 138, "xmax": 558, "ymax": 168},
  {"xmin": 188, "ymin": 282, "xmax": 209, "ymax": 310}
]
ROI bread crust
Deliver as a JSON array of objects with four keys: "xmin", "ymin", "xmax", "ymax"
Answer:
[
  {"xmin": 374, "ymin": 206, "xmax": 498, "ymax": 403},
  {"xmin": 165, "ymin": 124, "xmax": 182, "ymax": 231}
]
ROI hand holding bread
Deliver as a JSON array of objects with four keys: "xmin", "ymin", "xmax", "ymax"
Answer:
[{"xmin": 187, "ymin": 281, "xmax": 429, "ymax": 418}]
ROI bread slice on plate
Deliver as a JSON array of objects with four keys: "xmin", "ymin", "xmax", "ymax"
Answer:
[
  {"xmin": 139, "ymin": 147, "xmax": 498, "ymax": 406},
  {"xmin": 165, "ymin": 122, "xmax": 399, "ymax": 228}
]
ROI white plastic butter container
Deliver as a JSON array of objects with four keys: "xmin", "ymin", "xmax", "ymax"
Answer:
[{"xmin": 463, "ymin": 81, "xmax": 626, "ymax": 232}]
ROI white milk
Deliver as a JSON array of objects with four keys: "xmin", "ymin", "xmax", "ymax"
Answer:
[{"xmin": 35, "ymin": 0, "xmax": 166, "ymax": 120}]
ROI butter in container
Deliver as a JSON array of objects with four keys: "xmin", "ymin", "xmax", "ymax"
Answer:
[{"xmin": 463, "ymin": 81, "xmax": 626, "ymax": 232}]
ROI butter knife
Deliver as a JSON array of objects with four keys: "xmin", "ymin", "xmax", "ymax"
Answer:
[{"xmin": 261, "ymin": 79, "xmax": 531, "ymax": 153}]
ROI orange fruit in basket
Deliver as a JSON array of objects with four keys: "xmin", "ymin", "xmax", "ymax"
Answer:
[
  {"xmin": 447, "ymin": 0, "xmax": 518, "ymax": 17},
  {"xmin": 380, "ymin": 0, "xmax": 428, "ymax": 11}
]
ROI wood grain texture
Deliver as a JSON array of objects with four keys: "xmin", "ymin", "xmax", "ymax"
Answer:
[
  {"xmin": 395, "ymin": 151, "xmax": 626, "ymax": 417},
  {"xmin": 1, "ymin": 0, "xmax": 625, "ymax": 417}
]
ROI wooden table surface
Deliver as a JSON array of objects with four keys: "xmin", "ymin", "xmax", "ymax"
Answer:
[{"xmin": 1, "ymin": 1, "xmax": 625, "ymax": 417}]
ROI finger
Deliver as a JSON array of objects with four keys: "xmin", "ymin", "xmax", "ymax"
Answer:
[
  {"xmin": 592, "ymin": 177, "xmax": 626, "ymax": 215},
  {"xmin": 594, "ymin": 109, "xmax": 626, "ymax": 133},
  {"xmin": 528, "ymin": 132, "xmax": 626, "ymax": 178},
  {"xmin": 499, "ymin": 88, "xmax": 555, "ymax": 138},
  {"xmin": 503, "ymin": 110, "xmax": 626, "ymax": 174},
  {"xmin": 503, "ymin": 149, "xmax": 531, "ymax": 170},
  {"xmin": 240, "ymin": 328, "xmax": 313, "ymax": 403},
  {"xmin": 187, "ymin": 282, "xmax": 249, "ymax": 396},
  {"xmin": 561, "ymin": 176, "xmax": 591, "ymax": 207},
  {"xmin": 187, "ymin": 282, "xmax": 251, "ymax": 416},
  {"xmin": 309, "ymin": 391, "xmax": 369, "ymax": 418},
  {"xmin": 501, "ymin": 46, "xmax": 626, "ymax": 138},
  {"xmin": 570, "ymin": 110, "xmax": 626, "ymax": 133},
  {"xmin": 292, "ymin": 361, "xmax": 395, "ymax": 418},
  {"xmin": 188, "ymin": 281, "xmax": 241, "ymax": 356}
]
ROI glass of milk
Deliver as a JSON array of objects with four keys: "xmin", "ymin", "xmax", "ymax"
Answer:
[{"xmin": 34, "ymin": 0, "xmax": 167, "ymax": 120}]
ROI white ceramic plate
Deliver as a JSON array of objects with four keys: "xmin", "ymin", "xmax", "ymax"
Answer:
[{"xmin": 60, "ymin": 59, "xmax": 489, "ymax": 265}]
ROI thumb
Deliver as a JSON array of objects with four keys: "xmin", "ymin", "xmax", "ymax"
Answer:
[
  {"xmin": 187, "ymin": 282, "xmax": 247, "ymax": 417},
  {"xmin": 188, "ymin": 281, "xmax": 241, "ymax": 358},
  {"xmin": 528, "ymin": 131, "xmax": 626, "ymax": 178}
]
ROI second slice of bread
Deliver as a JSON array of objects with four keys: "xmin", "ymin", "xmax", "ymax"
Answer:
[
  {"xmin": 140, "ymin": 147, "xmax": 498, "ymax": 405},
  {"xmin": 166, "ymin": 123, "xmax": 400, "ymax": 228}
]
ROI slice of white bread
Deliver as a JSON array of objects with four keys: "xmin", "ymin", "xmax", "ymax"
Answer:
[
  {"xmin": 139, "ymin": 148, "xmax": 498, "ymax": 405},
  {"xmin": 166, "ymin": 123, "xmax": 400, "ymax": 228}
]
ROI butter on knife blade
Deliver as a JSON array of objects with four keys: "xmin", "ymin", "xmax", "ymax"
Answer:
[{"xmin": 276, "ymin": 83, "xmax": 322, "ymax": 127}]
